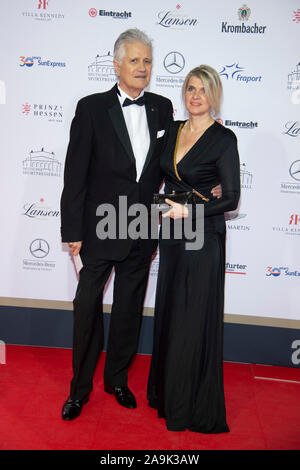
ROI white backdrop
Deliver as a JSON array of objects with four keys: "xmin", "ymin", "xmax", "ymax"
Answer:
[{"xmin": 0, "ymin": 0, "xmax": 299, "ymax": 322}]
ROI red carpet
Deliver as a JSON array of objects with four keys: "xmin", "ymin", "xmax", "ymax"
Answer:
[{"xmin": 0, "ymin": 345, "xmax": 299, "ymax": 450}]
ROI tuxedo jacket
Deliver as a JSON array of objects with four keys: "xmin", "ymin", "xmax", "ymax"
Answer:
[{"xmin": 60, "ymin": 84, "xmax": 173, "ymax": 261}]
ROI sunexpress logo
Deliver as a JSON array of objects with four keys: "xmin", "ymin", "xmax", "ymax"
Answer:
[{"xmin": 19, "ymin": 56, "xmax": 66, "ymax": 68}]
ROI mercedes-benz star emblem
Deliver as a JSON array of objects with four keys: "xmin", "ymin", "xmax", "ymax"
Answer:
[
  {"xmin": 163, "ymin": 52, "xmax": 185, "ymax": 74},
  {"xmin": 289, "ymin": 160, "xmax": 300, "ymax": 181},
  {"xmin": 30, "ymin": 239, "xmax": 50, "ymax": 258}
]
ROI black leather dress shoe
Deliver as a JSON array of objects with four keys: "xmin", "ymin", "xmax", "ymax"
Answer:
[
  {"xmin": 104, "ymin": 385, "xmax": 137, "ymax": 409},
  {"xmin": 61, "ymin": 395, "xmax": 89, "ymax": 421}
]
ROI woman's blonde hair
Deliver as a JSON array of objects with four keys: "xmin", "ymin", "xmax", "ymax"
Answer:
[{"xmin": 182, "ymin": 65, "xmax": 223, "ymax": 116}]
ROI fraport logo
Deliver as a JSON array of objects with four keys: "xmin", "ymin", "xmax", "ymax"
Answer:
[
  {"xmin": 266, "ymin": 266, "xmax": 300, "ymax": 277},
  {"xmin": 19, "ymin": 56, "xmax": 66, "ymax": 68},
  {"xmin": 219, "ymin": 63, "xmax": 262, "ymax": 84}
]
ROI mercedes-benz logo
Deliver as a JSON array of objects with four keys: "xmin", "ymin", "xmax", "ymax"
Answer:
[
  {"xmin": 289, "ymin": 160, "xmax": 300, "ymax": 181},
  {"xmin": 30, "ymin": 239, "xmax": 50, "ymax": 258},
  {"xmin": 163, "ymin": 52, "xmax": 185, "ymax": 74}
]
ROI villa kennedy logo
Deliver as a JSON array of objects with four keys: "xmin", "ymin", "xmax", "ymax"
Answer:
[
  {"xmin": 221, "ymin": 4, "xmax": 267, "ymax": 34},
  {"xmin": 219, "ymin": 63, "xmax": 262, "ymax": 84},
  {"xmin": 88, "ymin": 8, "xmax": 132, "ymax": 19},
  {"xmin": 156, "ymin": 52, "xmax": 186, "ymax": 89},
  {"xmin": 21, "ymin": 0, "xmax": 64, "ymax": 21},
  {"xmin": 157, "ymin": 4, "xmax": 198, "ymax": 29},
  {"xmin": 272, "ymin": 214, "xmax": 300, "ymax": 237}
]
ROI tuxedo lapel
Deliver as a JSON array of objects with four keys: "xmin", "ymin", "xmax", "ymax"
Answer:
[
  {"xmin": 107, "ymin": 87, "xmax": 135, "ymax": 165},
  {"xmin": 140, "ymin": 101, "xmax": 159, "ymax": 177}
]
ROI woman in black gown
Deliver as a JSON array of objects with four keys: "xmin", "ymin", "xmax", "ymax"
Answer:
[{"xmin": 147, "ymin": 65, "xmax": 240, "ymax": 433}]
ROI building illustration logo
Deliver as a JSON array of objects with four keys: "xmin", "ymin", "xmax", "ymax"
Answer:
[
  {"xmin": 88, "ymin": 52, "xmax": 117, "ymax": 82},
  {"xmin": 23, "ymin": 148, "xmax": 62, "ymax": 177}
]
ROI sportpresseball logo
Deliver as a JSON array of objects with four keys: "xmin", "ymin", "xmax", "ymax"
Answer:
[
  {"xmin": 23, "ymin": 148, "xmax": 62, "ymax": 177},
  {"xmin": 89, "ymin": 8, "xmax": 132, "ymax": 19}
]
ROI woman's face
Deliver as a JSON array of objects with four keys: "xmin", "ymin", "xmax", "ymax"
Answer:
[{"xmin": 184, "ymin": 75, "xmax": 211, "ymax": 117}]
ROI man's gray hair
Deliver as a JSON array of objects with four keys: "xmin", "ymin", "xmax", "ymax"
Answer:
[{"xmin": 114, "ymin": 28, "xmax": 152, "ymax": 64}]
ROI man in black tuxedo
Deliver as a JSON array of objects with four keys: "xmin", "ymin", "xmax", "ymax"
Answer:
[{"xmin": 60, "ymin": 29, "xmax": 174, "ymax": 420}]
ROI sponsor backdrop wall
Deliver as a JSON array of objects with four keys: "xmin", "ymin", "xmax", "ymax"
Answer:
[{"xmin": 0, "ymin": 0, "xmax": 299, "ymax": 367}]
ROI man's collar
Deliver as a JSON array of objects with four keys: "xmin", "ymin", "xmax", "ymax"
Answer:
[{"xmin": 117, "ymin": 84, "xmax": 145, "ymax": 105}]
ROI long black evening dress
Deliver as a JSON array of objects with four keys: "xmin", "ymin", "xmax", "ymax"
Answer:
[{"xmin": 147, "ymin": 120, "xmax": 240, "ymax": 433}]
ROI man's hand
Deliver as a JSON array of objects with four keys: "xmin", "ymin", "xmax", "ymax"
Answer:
[
  {"xmin": 68, "ymin": 241, "xmax": 82, "ymax": 256},
  {"xmin": 162, "ymin": 199, "xmax": 189, "ymax": 219},
  {"xmin": 211, "ymin": 184, "xmax": 222, "ymax": 199}
]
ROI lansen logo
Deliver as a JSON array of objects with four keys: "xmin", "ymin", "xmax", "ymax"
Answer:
[
  {"xmin": 219, "ymin": 63, "xmax": 262, "ymax": 83},
  {"xmin": 157, "ymin": 4, "xmax": 198, "ymax": 29},
  {"xmin": 22, "ymin": 199, "xmax": 60, "ymax": 220},
  {"xmin": 283, "ymin": 121, "xmax": 300, "ymax": 138}
]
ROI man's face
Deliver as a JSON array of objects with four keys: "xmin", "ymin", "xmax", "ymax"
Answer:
[{"xmin": 114, "ymin": 41, "xmax": 152, "ymax": 98}]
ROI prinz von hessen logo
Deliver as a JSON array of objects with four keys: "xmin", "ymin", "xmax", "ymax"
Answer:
[
  {"xmin": 157, "ymin": 4, "xmax": 198, "ymax": 29},
  {"xmin": 221, "ymin": 4, "xmax": 267, "ymax": 34},
  {"xmin": 21, "ymin": 102, "xmax": 63, "ymax": 123}
]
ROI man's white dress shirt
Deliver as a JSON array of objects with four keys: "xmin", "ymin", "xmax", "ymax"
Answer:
[{"xmin": 117, "ymin": 85, "xmax": 150, "ymax": 182}]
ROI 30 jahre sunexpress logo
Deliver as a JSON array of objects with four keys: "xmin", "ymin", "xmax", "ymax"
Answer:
[{"xmin": 221, "ymin": 4, "xmax": 267, "ymax": 34}]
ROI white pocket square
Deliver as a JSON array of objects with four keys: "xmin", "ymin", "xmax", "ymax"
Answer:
[{"xmin": 157, "ymin": 129, "xmax": 165, "ymax": 138}]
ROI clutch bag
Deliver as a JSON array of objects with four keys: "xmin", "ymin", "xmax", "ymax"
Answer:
[{"xmin": 153, "ymin": 191, "xmax": 194, "ymax": 211}]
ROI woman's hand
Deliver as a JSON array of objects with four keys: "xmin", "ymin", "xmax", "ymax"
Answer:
[
  {"xmin": 211, "ymin": 184, "xmax": 222, "ymax": 198},
  {"xmin": 162, "ymin": 199, "xmax": 189, "ymax": 219},
  {"xmin": 68, "ymin": 241, "xmax": 82, "ymax": 256}
]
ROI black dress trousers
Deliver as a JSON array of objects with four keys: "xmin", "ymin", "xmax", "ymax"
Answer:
[{"xmin": 70, "ymin": 240, "xmax": 152, "ymax": 401}]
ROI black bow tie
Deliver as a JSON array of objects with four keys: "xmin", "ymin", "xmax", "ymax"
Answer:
[{"xmin": 122, "ymin": 96, "xmax": 145, "ymax": 107}]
